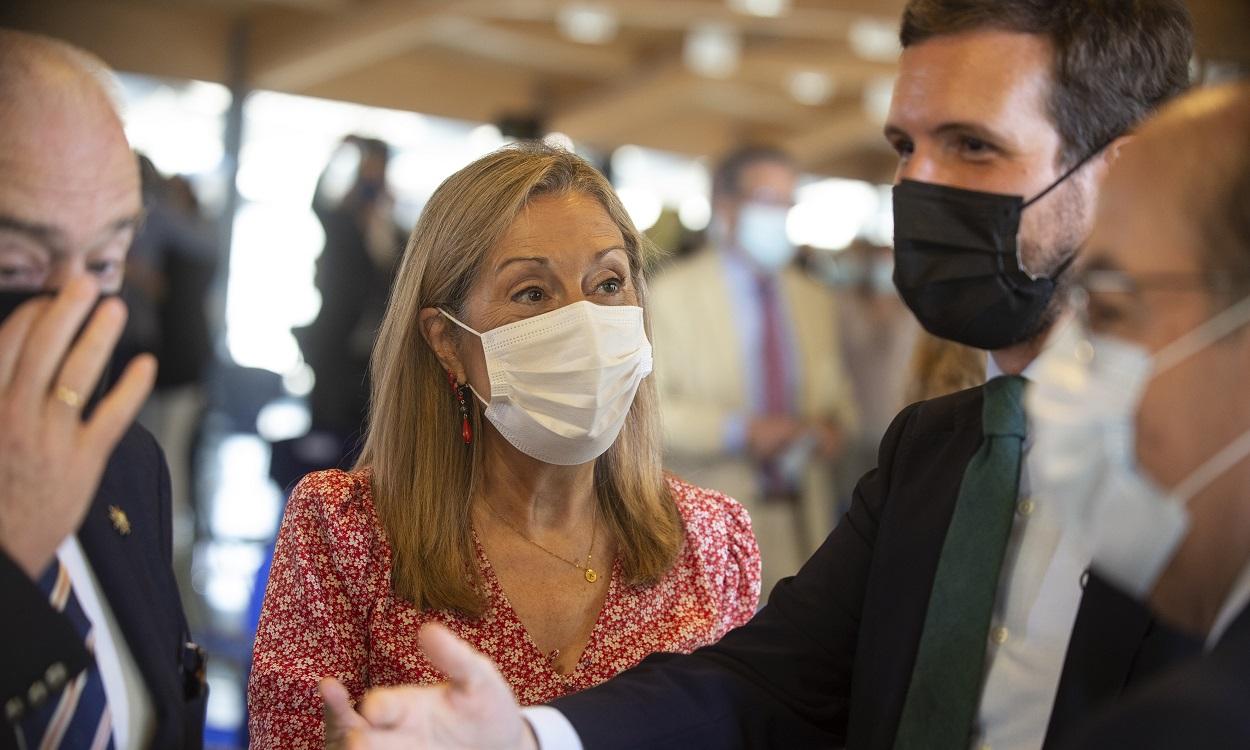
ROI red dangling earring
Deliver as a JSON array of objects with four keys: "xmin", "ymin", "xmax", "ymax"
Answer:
[{"xmin": 448, "ymin": 371, "xmax": 472, "ymax": 445}]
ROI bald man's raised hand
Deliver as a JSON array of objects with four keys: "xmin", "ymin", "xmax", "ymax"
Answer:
[
  {"xmin": 0, "ymin": 278, "xmax": 156, "ymax": 579},
  {"xmin": 338, "ymin": 624, "xmax": 538, "ymax": 750}
]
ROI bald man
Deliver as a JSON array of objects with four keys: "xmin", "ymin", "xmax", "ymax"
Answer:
[
  {"xmin": 0, "ymin": 30, "xmax": 207, "ymax": 749},
  {"xmin": 1021, "ymin": 83, "xmax": 1250, "ymax": 748}
]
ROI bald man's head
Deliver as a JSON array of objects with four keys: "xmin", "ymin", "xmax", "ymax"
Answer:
[
  {"xmin": 0, "ymin": 30, "xmax": 140, "ymax": 293},
  {"xmin": 1114, "ymin": 84, "xmax": 1250, "ymax": 298}
]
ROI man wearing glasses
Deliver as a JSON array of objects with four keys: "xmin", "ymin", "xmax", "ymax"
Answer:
[{"xmin": 1025, "ymin": 82, "xmax": 1250, "ymax": 749}]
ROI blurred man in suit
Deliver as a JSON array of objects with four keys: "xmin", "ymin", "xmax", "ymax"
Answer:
[
  {"xmin": 1026, "ymin": 83, "xmax": 1250, "ymax": 750},
  {"xmin": 0, "ymin": 30, "xmax": 207, "ymax": 749},
  {"xmin": 649, "ymin": 145, "xmax": 857, "ymax": 593}
]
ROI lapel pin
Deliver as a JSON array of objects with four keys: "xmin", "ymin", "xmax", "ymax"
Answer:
[{"xmin": 108, "ymin": 505, "xmax": 131, "ymax": 536}]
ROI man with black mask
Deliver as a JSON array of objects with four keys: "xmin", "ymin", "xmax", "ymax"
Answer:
[
  {"xmin": 318, "ymin": 3, "xmax": 1202, "ymax": 749},
  {"xmin": 0, "ymin": 30, "xmax": 207, "ymax": 748}
]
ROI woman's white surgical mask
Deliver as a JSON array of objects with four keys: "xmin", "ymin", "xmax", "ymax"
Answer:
[
  {"xmin": 440, "ymin": 300, "xmax": 653, "ymax": 466},
  {"xmin": 1028, "ymin": 295, "xmax": 1250, "ymax": 598}
]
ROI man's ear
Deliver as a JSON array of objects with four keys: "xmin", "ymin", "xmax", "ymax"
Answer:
[
  {"xmin": 418, "ymin": 307, "xmax": 465, "ymax": 382},
  {"xmin": 1103, "ymin": 134, "xmax": 1135, "ymax": 169}
]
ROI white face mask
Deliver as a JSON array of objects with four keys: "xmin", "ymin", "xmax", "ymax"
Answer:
[
  {"xmin": 1028, "ymin": 296, "xmax": 1250, "ymax": 598},
  {"xmin": 735, "ymin": 202, "xmax": 796, "ymax": 271},
  {"xmin": 440, "ymin": 300, "xmax": 653, "ymax": 466}
]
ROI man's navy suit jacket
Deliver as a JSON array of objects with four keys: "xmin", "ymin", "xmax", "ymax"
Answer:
[
  {"xmin": 1, "ymin": 424, "xmax": 207, "ymax": 749},
  {"xmin": 1064, "ymin": 604, "xmax": 1250, "ymax": 749},
  {"xmin": 552, "ymin": 384, "xmax": 1200, "ymax": 748}
]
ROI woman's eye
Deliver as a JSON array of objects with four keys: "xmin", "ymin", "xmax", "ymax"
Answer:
[
  {"xmin": 599, "ymin": 278, "xmax": 623, "ymax": 294},
  {"xmin": 514, "ymin": 287, "xmax": 546, "ymax": 304}
]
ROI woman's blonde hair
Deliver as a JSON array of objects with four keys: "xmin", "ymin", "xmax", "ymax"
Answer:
[{"xmin": 355, "ymin": 142, "xmax": 683, "ymax": 617}]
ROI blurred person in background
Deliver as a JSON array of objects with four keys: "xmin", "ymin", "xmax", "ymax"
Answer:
[
  {"xmin": 289, "ymin": 135, "xmax": 403, "ymax": 477},
  {"xmin": 123, "ymin": 155, "xmax": 219, "ymax": 623},
  {"xmin": 813, "ymin": 240, "xmax": 921, "ymax": 509},
  {"xmin": 0, "ymin": 30, "xmax": 206, "ymax": 749},
  {"xmin": 903, "ymin": 332, "xmax": 986, "ymax": 404},
  {"xmin": 248, "ymin": 143, "xmax": 760, "ymax": 748},
  {"xmin": 648, "ymin": 145, "xmax": 856, "ymax": 595}
]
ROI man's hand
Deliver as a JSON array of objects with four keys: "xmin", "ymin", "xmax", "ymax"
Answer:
[
  {"xmin": 811, "ymin": 419, "xmax": 846, "ymax": 462},
  {"xmin": 746, "ymin": 415, "xmax": 805, "ymax": 460},
  {"xmin": 322, "ymin": 678, "xmax": 371, "ymax": 749},
  {"xmin": 0, "ymin": 278, "xmax": 156, "ymax": 578},
  {"xmin": 340, "ymin": 624, "xmax": 537, "ymax": 750}
]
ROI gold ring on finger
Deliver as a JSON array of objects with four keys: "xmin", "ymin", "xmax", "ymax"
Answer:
[{"xmin": 53, "ymin": 385, "xmax": 83, "ymax": 408}]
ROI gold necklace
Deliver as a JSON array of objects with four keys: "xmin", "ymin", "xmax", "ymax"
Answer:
[{"xmin": 482, "ymin": 501, "xmax": 600, "ymax": 584}]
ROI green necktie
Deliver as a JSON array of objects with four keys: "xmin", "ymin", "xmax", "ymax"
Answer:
[{"xmin": 893, "ymin": 375, "xmax": 1027, "ymax": 750}]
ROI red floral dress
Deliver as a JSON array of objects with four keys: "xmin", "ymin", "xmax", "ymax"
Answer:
[{"xmin": 247, "ymin": 469, "xmax": 761, "ymax": 749}]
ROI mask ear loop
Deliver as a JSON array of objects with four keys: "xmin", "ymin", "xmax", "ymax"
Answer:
[
  {"xmin": 437, "ymin": 308, "xmax": 491, "ymax": 407},
  {"xmin": 1022, "ymin": 135, "xmax": 1120, "ymax": 210},
  {"xmin": 1146, "ymin": 294, "xmax": 1250, "ymax": 504},
  {"xmin": 1018, "ymin": 136, "xmax": 1120, "ymax": 282}
]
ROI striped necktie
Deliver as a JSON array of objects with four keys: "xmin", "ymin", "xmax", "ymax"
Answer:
[
  {"xmin": 18, "ymin": 557, "xmax": 115, "ymax": 750},
  {"xmin": 893, "ymin": 375, "xmax": 1027, "ymax": 750}
]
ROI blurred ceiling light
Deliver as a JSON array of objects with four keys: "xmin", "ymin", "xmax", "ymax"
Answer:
[
  {"xmin": 863, "ymin": 75, "xmax": 897, "ymax": 124},
  {"xmin": 849, "ymin": 17, "xmax": 902, "ymax": 62},
  {"xmin": 557, "ymin": 3, "xmax": 620, "ymax": 45},
  {"xmin": 684, "ymin": 23, "xmax": 741, "ymax": 79},
  {"xmin": 728, "ymin": 0, "xmax": 791, "ymax": 18},
  {"xmin": 678, "ymin": 194, "xmax": 712, "ymax": 232},
  {"xmin": 788, "ymin": 70, "xmax": 837, "ymax": 105},
  {"xmin": 787, "ymin": 178, "xmax": 880, "ymax": 250},
  {"xmin": 616, "ymin": 187, "xmax": 663, "ymax": 232}
]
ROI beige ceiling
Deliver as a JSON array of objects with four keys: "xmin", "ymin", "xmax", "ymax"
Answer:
[{"xmin": 3, "ymin": 0, "xmax": 1247, "ymax": 184}]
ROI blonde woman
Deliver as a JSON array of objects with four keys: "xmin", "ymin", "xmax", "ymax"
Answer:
[{"xmin": 247, "ymin": 143, "xmax": 761, "ymax": 748}]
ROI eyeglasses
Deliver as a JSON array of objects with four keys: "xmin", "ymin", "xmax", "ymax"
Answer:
[{"xmin": 1066, "ymin": 268, "xmax": 1250, "ymax": 332}]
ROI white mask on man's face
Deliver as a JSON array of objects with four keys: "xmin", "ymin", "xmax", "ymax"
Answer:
[
  {"xmin": 440, "ymin": 301, "xmax": 653, "ymax": 466},
  {"xmin": 1028, "ymin": 296, "xmax": 1250, "ymax": 598}
]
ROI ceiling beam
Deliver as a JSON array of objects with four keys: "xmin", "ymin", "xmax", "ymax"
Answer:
[
  {"xmin": 783, "ymin": 103, "xmax": 884, "ymax": 167},
  {"xmin": 248, "ymin": 0, "xmax": 458, "ymax": 91},
  {"xmin": 458, "ymin": 0, "xmax": 865, "ymax": 41},
  {"xmin": 3, "ymin": 0, "xmax": 235, "ymax": 84},
  {"xmin": 430, "ymin": 17, "xmax": 635, "ymax": 79}
]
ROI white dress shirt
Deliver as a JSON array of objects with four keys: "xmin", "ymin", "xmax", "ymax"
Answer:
[
  {"xmin": 524, "ymin": 355, "xmax": 1091, "ymax": 750},
  {"xmin": 58, "ymin": 536, "xmax": 156, "ymax": 750}
]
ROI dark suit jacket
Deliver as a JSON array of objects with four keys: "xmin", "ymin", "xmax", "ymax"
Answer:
[
  {"xmin": 1, "ymin": 424, "xmax": 207, "ymax": 749},
  {"xmin": 1062, "ymin": 604, "xmax": 1250, "ymax": 749},
  {"xmin": 551, "ymin": 385, "xmax": 1199, "ymax": 748}
]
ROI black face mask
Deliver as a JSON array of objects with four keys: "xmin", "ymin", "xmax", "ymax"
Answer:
[
  {"xmin": 0, "ymin": 288, "xmax": 121, "ymax": 414},
  {"xmin": 891, "ymin": 148, "xmax": 1104, "ymax": 350}
]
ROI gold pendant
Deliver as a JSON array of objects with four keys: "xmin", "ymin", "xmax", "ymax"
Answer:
[{"xmin": 584, "ymin": 568, "xmax": 598, "ymax": 583}]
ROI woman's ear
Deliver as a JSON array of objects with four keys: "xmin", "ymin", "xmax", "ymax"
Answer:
[{"xmin": 418, "ymin": 307, "xmax": 466, "ymax": 382}]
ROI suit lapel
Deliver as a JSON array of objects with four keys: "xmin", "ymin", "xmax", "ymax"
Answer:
[
  {"xmin": 77, "ymin": 490, "xmax": 180, "ymax": 740},
  {"xmin": 1042, "ymin": 572, "xmax": 1200, "ymax": 749}
]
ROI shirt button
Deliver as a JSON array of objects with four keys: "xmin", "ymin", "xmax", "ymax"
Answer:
[
  {"xmin": 4, "ymin": 696, "xmax": 23, "ymax": 721},
  {"xmin": 991, "ymin": 626, "xmax": 1009, "ymax": 645},
  {"xmin": 1018, "ymin": 498, "xmax": 1035, "ymax": 517},
  {"xmin": 27, "ymin": 681, "xmax": 48, "ymax": 708},
  {"xmin": 46, "ymin": 663, "xmax": 67, "ymax": 690}
]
